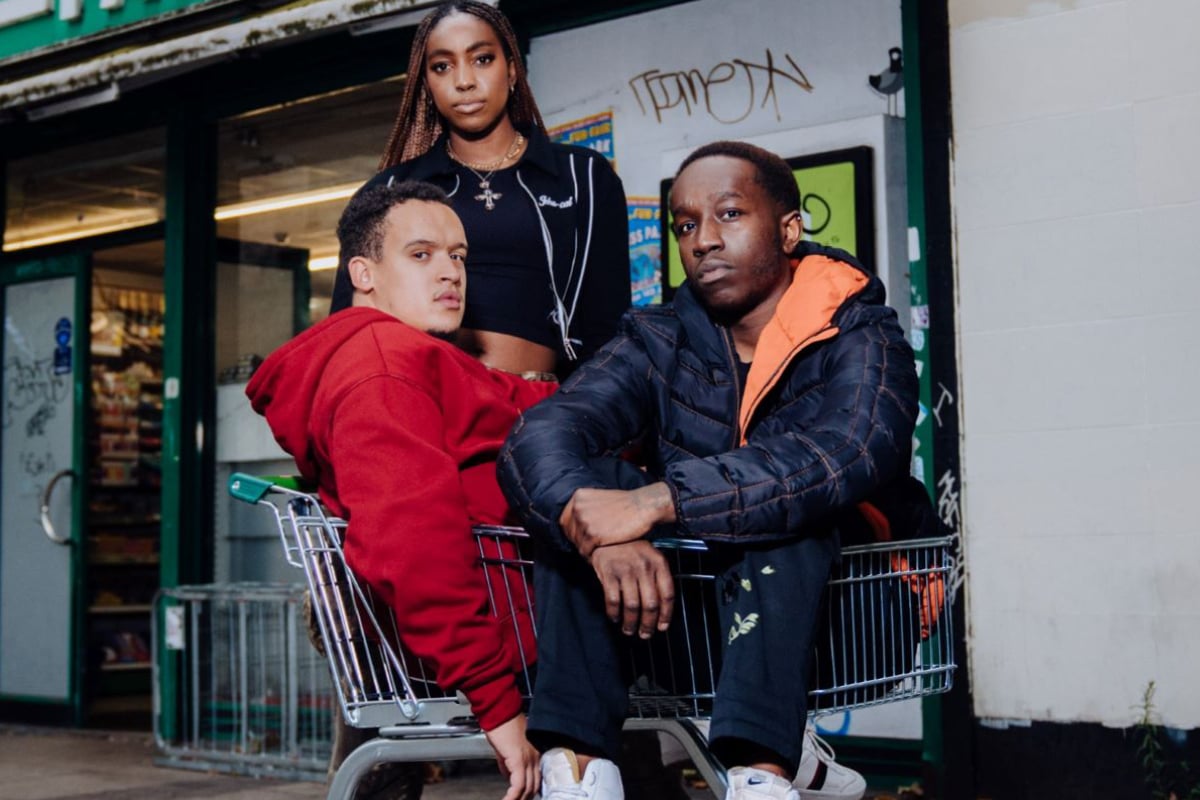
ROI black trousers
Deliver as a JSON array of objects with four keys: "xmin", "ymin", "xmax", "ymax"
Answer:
[{"xmin": 526, "ymin": 531, "xmax": 836, "ymax": 774}]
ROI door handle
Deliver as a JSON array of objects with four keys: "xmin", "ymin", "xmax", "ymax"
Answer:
[{"xmin": 40, "ymin": 469, "xmax": 76, "ymax": 546}]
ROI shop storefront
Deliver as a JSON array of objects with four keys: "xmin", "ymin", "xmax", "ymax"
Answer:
[
  {"xmin": 0, "ymin": 0, "xmax": 965, "ymax": 791},
  {"xmin": 0, "ymin": 0, "xmax": 454, "ymax": 730}
]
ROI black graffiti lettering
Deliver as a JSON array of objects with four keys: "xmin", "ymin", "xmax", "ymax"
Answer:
[
  {"xmin": 25, "ymin": 402, "xmax": 56, "ymax": 438},
  {"xmin": 3, "ymin": 356, "xmax": 70, "ymax": 430},
  {"xmin": 629, "ymin": 48, "xmax": 814, "ymax": 125},
  {"xmin": 19, "ymin": 449, "xmax": 57, "ymax": 479}
]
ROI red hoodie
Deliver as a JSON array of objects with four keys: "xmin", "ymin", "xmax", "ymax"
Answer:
[{"xmin": 246, "ymin": 307, "xmax": 554, "ymax": 730}]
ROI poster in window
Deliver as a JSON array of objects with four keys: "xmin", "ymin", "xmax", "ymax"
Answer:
[
  {"xmin": 659, "ymin": 147, "xmax": 875, "ymax": 298},
  {"xmin": 548, "ymin": 111, "xmax": 615, "ymax": 165},
  {"xmin": 627, "ymin": 197, "xmax": 662, "ymax": 306}
]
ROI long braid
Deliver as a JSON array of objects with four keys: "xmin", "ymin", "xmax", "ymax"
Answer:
[{"xmin": 378, "ymin": 0, "xmax": 544, "ymax": 171}]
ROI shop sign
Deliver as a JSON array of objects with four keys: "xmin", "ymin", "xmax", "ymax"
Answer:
[{"xmin": 0, "ymin": 0, "xmax": 221, "ymax": 63}]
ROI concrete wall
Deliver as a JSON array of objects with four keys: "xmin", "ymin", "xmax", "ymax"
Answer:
[{"xmin": 950, "ymin": 0, "xmax": 1200, "ymax": 729}]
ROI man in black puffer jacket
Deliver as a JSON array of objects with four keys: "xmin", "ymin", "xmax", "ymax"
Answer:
[{"xmin": 498, "ymin": 141, "xmax": 919, "ymax": 800}]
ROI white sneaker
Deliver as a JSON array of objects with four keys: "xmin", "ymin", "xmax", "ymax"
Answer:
[
  {"xmin": 726, "ymin": 766, "xmax": 800, "ymax": 799},
  {"xmin": 540, "ymin": 747, "xmax": 624, "ymax": 799},
  {"xmin": 792, "ymin": 727, "xmax": 866, "ymax": 800}
]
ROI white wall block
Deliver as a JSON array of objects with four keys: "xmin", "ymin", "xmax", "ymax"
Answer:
[
  {"xmin": 1145, "ymin": 424, "xmax": 1200, "ymax": 535},
  {"xmin": 1147, "ymin": 613, "xmax": 1200, "ymax": 727},
  {"xmin": 967, "ymin": 610, "xmax": 1033, "ymax": 720},
  {"xmin": 1129, "ymin": 0, "xmax": 1200, "ymax": 101},
  {"xmin": 1016, "ymin": 612, "xmax": 1162, "ymax": 724},
  {"xmin": 1134, "ymin": 93, "xmax": 1200, "ymax": 208},
  {"xmin": 949, "ymin": 0, "xmax": 1123, "ymax": 31},
  {"xmin": 961, "ymin": 321, "xmax": 1147, "ymax": 434},
  {"xmin": 953, "ymin": 0, "xmax": 1200, "ymax": 728},
  {"xmin": 1136, "ymin": 202, "xmax": 1200, "ymax": 315},
  {"xmin": 953, "ymin": 108, "xmax": 1136, "ymax": 232},
  {"xmin": 952, "ymin": 2, "xmax": 1131, "ymax": 131},
  {"xmin": 1142, "ymin": 312, "xmax": 1200, "ymax": 424},
  {"xmin": 955, "ymin": 210, "xmax": 1146, "ymax": 334},
  {"xmin": 1030, "ymin": 535, "xmax": 1160, "ymax": 618},
  {"xmin": 963, "ymin": 429, "xmax": 1152, "ymax": 538},
  {"xmin": 962, "ymin": 535, "xmax": 1030, "ymax": 614},
  {"xmin": 1149, "ymin": 533, "xmax": 1200, "ymax": 611}
]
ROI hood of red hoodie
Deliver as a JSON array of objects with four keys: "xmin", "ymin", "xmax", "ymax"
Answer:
[{"xmin": 246, "ymin": 307, "xmax": 403, "ymax": 483}]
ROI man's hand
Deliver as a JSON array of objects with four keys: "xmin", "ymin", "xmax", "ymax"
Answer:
[
  {"xmin": 559, "ymin": 483, "xmax": 677, "ymax": 557},
  {"xmin": 589, "ymin": 540, "xmax": 676, "ymax": 638},
  {"xmin": 484, "ymin": 713, "xmax": 540, "ymax": 800}
]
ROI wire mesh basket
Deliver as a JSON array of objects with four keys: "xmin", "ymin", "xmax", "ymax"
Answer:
[
  {"xmin": 152, "ymin": 582, "xmax": 334, "ymax": 780},
  {"xmin": 224, "ymin": 473, "xmax": 957, "ymax": 797}
]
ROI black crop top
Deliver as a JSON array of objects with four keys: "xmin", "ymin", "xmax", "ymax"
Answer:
[
  {"xmin": 449, "ymin": 163, "xmax": 559, "ymax": 349},
  {"xmin": 330, "ymin": 127, "xmax": 632, "ymax": 375}
]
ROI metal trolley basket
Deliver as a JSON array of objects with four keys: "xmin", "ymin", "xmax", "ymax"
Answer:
[{"xmin": 227, "ymin": 473, "xmax": 957, "ymax": 799}]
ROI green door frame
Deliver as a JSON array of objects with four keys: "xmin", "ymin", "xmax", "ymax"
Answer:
[
  {"xmin": 0, "ymin": 253, "xmax": 89, "ymax": 725},
  {"xmin": 901, "ymin": 0, "xmax": 972, "ymax": 796}
]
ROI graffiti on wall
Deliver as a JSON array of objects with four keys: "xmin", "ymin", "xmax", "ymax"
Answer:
[
  {"xmin": 3, "ymin": 355, "xmax": 68, "ymax": 431},
  {"xmin": 628, "ymin": 48, "xmax": 813, "ymax": 125}
]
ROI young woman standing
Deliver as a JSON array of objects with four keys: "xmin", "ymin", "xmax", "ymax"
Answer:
[{"xmin": 330, "ymin": 1, "xmax": 631, "ymax": 378}]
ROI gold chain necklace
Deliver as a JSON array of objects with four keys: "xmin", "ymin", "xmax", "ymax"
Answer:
[
  {"xmin": 446, "ymin": 131, "xmax": 525, "ymax": 172},
  {"xmin": 446, "ymin": 133, "xmax": 525, "ymax": 212}
]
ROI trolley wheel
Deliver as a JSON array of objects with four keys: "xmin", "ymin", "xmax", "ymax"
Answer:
[{"xmin": 352, "ymin": 760, "xmax": 424, "ymax": 800}]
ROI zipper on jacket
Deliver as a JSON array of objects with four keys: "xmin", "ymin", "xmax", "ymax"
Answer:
[
  {"xmin": 737, "ymin": 322, "xmax": 838, "ymax": 445},
  {"xmin": 720, "ymin": 326, "xmax": 743, "ymax": 449},
  {"xmin": 516, "ymin": 167, "xmax": 584, "ymax": 360}
]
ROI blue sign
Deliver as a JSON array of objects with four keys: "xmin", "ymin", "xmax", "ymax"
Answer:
[{"xmin": 53, "ymin": 316, "xmax": 71, "ymax": 375}]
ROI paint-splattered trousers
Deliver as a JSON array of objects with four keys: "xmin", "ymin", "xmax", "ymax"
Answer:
[{"xmin": 526, "ymin": 531, "xmax": 837, "ymax": 774}]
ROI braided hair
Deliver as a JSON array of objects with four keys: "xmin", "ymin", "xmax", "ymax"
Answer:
[{"xmin": 378, "ymin": 1, "xmax": 545, "ymax": 169}]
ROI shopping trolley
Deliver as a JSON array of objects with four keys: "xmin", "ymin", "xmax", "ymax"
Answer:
[{"xmin": 228, "ymin": 473, "xmax": 957, "ymax": 799}]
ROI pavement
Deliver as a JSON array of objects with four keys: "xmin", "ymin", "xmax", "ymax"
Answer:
[
  {"xmin": 0, "ymin": 725, "xmax": 510, "ymax": 800},
  {"xmin": 0, "ymin": 724, "xmax": 909, "ymax": 800}
]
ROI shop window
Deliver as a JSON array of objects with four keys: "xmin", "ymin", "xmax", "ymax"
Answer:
[
  {"xmin": 215, "ymin": 76, "xmax": 403, "ymax": 359},
  {"xmin": 213, "ymin": 77, "xmax": 402, "ymax": 586},
  {"xmin": 88, "ymin": 239, "xmax": 165, "ymax": 726},
  {"xmin": 3, "ymin": 129, "xmax": 166, "ymax": 251}
]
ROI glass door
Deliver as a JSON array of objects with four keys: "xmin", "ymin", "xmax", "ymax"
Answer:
[{"xmin": 0, "ymin": 254, "xmax": 87, "ymax": 723}]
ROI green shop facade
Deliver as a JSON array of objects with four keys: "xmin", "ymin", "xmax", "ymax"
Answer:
[{"xmin": 0, "ymin": 0, "xmax": 968, "ymax": 794}]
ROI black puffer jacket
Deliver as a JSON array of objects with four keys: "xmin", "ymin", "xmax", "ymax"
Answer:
[{"xmin": 498, "ymin": 242, "xmax": 919, "ymax": 550}]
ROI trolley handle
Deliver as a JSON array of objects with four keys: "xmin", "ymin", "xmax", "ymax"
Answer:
[
  {"xmin": 228, "ymin": 473, "xmax": 321, "ymax": 568},
  {"xmin": 229, "ymin": 473, "xmax": 313, "ymax": 503}
]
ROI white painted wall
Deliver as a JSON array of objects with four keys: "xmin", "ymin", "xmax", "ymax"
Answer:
[
  {"xmin": 527, "ymin": 0, "xmax": 911, "ymax": 309},
  {"xmin": 950, "ymin": 0, "xmax": 1200, "ymax": 728}
]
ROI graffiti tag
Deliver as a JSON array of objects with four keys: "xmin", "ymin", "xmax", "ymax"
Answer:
[
  {"xmin": 629, "ymin": 48, "xmax": 814, "ymax": 125},
  {"xmin": 3, "ymin": 356, "xmax": 69, "ymax": 430}
]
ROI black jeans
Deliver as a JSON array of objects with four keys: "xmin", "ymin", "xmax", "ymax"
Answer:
[{"xmin": 526, "ymin": 531, "xmax": 836, "ymax": 774}]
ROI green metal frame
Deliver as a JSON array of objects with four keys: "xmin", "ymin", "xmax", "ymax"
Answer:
[
  {"xmin": 157, "ymin": 109, "xmax": 217, "ymax": 742},
  {"xmin": 901, "ymin": 1, "xmax": 971, "ymax": 794},
  {"xmin": 0, "ymin": 253, "xmax": 89, "ymax": 725}
]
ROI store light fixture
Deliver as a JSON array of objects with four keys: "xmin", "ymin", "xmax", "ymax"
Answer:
[
  {"xmin": 4, "ymin": 181, "xmax": 361, "ymax": 255},
  {"xmin": 3, "ymin": 212, "xmax": 161, "ymax": 251},
  {"xmin": 308, "ymin": 255, "xmax": 339, "ymax": 271},
  {"xmin": 213, "ymin": 182, "xmax": 361, "ymax": 221}
]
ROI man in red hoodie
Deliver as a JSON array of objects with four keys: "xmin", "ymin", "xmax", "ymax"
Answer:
[{"xmin": 246, "ymin": 180, "xmax": 552, "ymax": 800}]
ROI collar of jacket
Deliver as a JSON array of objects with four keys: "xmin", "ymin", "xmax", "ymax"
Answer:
[
  {"xmin": 402, "ymin": 124, "xmax": 561, "ymax": 181},
  {"xmin": 671, "ymin": 242, "xmax": 877, "ymax": 373},
  {"xmin": 737, "ymin": 242, "xmax": 876, "ymax": 442}
]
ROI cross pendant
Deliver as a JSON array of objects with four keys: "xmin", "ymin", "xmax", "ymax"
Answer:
[{"xmin": 475, "ymin": 180, "xmax": 501, "ymax": 211}]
